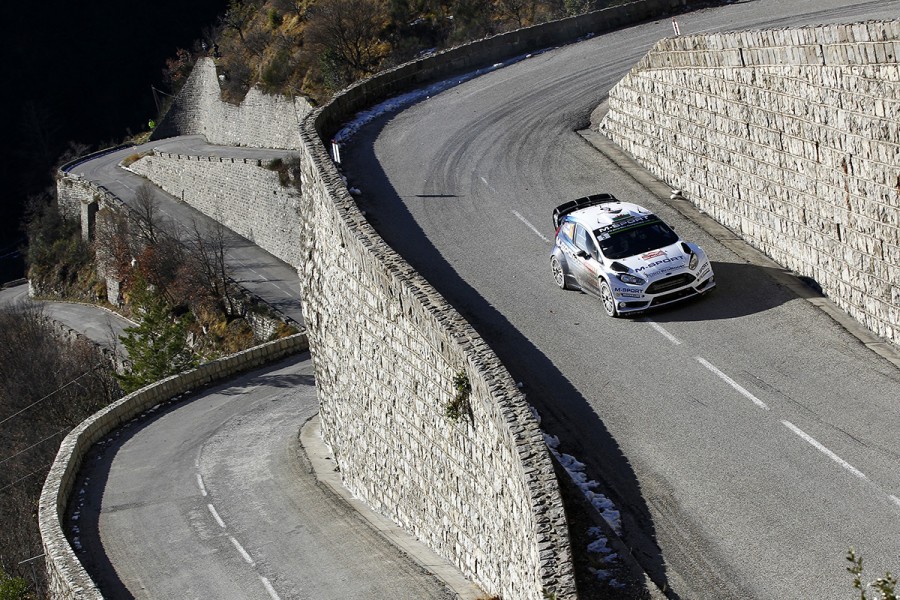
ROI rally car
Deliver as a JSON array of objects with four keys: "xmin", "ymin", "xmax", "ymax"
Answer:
[{"xmin": 550, "ymin": 193, "xmax": 715, "ymax": 317}]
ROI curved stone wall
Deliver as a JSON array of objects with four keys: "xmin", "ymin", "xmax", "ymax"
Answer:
[
  {"xmin": 38, "ymin": 333, "xmax": 308, "ymax": 599},
  {"xmin": 50, "ymin": 2, "xmax": 709, "ymax": 597},
  {"xmin": 600, "ymin": 20, "xmax": 900, "ymax": 346}
]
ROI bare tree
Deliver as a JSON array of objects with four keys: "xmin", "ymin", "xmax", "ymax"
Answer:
[
  {"xmin": 222, "ymin": 0, "xmax": 262, "ymax": 48},
  {"xmin": 185, "ymin": 219, "xmax": 237, "ymax": 316},
  {"xmin": 305, "ymin": 0, "xmax": 390, "ymax": 80},
  {"xmin": 132, "ymin": 183, "xmax": 161, "ymax": 247},
  {"xmin": 495, "ymin": 0, "xmax": 538, "ymax": 27}
]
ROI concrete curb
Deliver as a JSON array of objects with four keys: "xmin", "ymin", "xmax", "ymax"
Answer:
[
  {"xmin": 579, "ymin": 101, "xmax": 900, "ymax": 370},
  {"xmin": 299, "ymin": 415, "xmax": 487, "ymax": 599}
]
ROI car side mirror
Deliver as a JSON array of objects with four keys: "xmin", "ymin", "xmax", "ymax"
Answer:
[{"xmin": 576, "ymin": 249, "xmax": 589, "ymax": 259}]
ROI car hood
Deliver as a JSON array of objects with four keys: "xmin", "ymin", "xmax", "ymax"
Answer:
[{"xmin": 614, "ymin": 243, "xmax": 690, "ymax": 279}]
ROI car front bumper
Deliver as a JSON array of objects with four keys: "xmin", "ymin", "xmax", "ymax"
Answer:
[{"xmin": 611, "ymin": 270, "xmax": 716, "ymax": 314}]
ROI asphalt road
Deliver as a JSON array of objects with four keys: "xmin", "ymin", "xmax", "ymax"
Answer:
[
  {"xmin": 72, "ymin": 355, "xmax": 457, "ymax": 599},
  {"xmin": 0, "ymin": 283, "xmax": 133, "ymax": 354},
  {"xmin": 342, "ymin": 1, "xmax": 900, "ymax": 598},
  {"xmin": 69, "ymin": 138, "xmax": 305, "ymax": 325}
]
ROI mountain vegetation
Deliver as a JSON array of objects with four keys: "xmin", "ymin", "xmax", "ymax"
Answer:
[{"xmin": 169, "ymin": 0, "xmax": 627, "ymax": 105}]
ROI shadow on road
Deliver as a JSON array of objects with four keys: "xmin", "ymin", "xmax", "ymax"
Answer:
[
  {"xmin": 345, "ymin": 115, "xmax": 682, "ymax": 598},
  {"xmin": 647, "ymin": 261, "xmax": 799, "ymax": 323}
]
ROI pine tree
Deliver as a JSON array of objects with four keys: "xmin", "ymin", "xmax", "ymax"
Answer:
[{"xmin": 117, "ymin": 278, "xmax": 197, "ymax": 393}]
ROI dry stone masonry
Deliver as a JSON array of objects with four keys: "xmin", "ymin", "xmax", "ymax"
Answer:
[
  {"xmin": 46, "ymin": 10, "xmax": 900, "ymax": 599},
  {"xmin": 129, "ymin": 152, "xmax": 305, "ymax": 267},
  {"xmin": 151, "ymin": 57, "xmax": 311, "ymax": 149},
  {"xmin": 600, "ymin": 20, "xmax": 900, "ymax": 347}
]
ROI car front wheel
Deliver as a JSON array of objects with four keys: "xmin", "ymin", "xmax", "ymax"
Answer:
[
  {"xmin": 599, "ymin": 279, "xmax": 618, "ymax": 317},
  {"xmin": 551, "ymin": 256, "xmax": 569, "ymax": 290}
]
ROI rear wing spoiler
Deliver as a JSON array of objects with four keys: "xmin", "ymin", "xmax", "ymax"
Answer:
[{"xmin": 552, "ymin": 193, "xmax": 618, "ymax": 229}]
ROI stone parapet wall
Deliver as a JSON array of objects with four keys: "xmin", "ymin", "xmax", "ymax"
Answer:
[
  {"xmin": 152, "ymin": 57, "xmax": 312, "ymax": 149},
  {"xmin": 600, "ymin": 20, "xmax": 900, "ymax": 346},
  {"xmin": 128, "ymin": 151, "xmax": 304, "ymax": 267},
  {"xmin": 39, "ymin": 333, "xmax": 309, "ymax": 600},
  {"xmin": 294, "ymin": 122, "xmax": 573, "ymax": 597}
]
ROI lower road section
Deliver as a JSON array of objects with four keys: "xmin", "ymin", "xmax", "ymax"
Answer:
[{"xmin": 72, "ymin": 355, "xmax": 457, "ymax": 599}]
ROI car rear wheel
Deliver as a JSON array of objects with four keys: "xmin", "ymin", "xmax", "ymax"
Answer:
[
  {"xmin": 550, "ymin": 256, "xmax": 569, "ymax": 290},
  {"xmin": 599, "ymin": 279, "xmax": 618, "ymax": 317}
]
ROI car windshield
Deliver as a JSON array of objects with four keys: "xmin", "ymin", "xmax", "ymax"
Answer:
[{"xmin": 594, "ymin": 220, "xmax": 678, "ymax": 259}]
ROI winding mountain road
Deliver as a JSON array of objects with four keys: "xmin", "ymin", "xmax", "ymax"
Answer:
[{"xmin": 343, "ymin": 1, "xmax": 900, "ymax": 598}]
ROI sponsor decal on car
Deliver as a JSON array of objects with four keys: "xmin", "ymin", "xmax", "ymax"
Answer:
[
  {"xmin": 633, "ymin": 256, "xmax": 684, "ymax": 272},
  {"xmin": 595, "ymin": 215, "xmax": 658, "ymax": 239},
  {"xmin": 641, "ymin": 249, "xmax": 666, "ymax": 260},
  {"xmin": 614, "ymin": 287, "xmax": 643, "ymax": 293}
]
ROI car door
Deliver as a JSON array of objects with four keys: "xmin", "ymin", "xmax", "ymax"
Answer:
[{"xmin": 572, "ymin": 224, "xmax": 602, "ymax": 296}]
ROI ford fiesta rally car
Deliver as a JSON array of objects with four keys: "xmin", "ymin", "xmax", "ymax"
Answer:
[{"xmin": 550, "ymin": 194, "xmax": 715, "ymax": 317}]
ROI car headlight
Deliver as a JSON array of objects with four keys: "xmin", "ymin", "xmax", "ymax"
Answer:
[
  {"xmin": 688, "ymin": 252, "xmax": 699, "ymax": 270},
  {"xmin": 616, "ymin": 273, "xmax": 645, "ymax": 286}
]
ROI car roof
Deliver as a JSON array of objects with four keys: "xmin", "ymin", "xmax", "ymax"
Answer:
[{"xmin": 568, "ymin": 201, "xmax": 656, "ymax": 229}]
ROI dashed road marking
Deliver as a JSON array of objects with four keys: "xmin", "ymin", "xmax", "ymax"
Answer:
[
  {"xmin": 259, "ymin": 576, "xmax": 282, "ymax": 600},
  {"xmin": 229, "ymin": 536, "xmax": 255, "ymax": 565},
  {"xmin": 696, "ymin": 356, "xmax": 769, "ymax": 410},
  {"xmin": 782, "ymin": 420, "xmax": 867, "ymax": 480},
  {"xmin": 196, "ymin": 473, "xmax": 208, "ymax": 497},
  {"xmin": 647, "ymin": 320, "xmax": 681, "ymax": 345},
  {"xmin": 512, "ymin": 210, "xmax": 551, "ymax": 243},
  {"xmin": 207, "ymin": 503, "xmax": 226, "ymax": 528}
]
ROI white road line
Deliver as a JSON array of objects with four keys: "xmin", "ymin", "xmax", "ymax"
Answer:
[
  {"xmin": 196, "ymin": 473, "xmax": 208, "ymax": 497},
  {"xmin": 207, "ymin": 503, "xmax": 226, "ymax": 528},
  {"xmin": 511, "ymin": 210, "xmax": 551, "ymax": 243},
  {"xmin": 782, "ymin": 421, "xmax": 867, "ymax": 480},
  {"xmin": 695, "ymin": 357, "xmax": 769, "ymax": 410},
  {"xmin": 890, "ymin": 495, "xmax": 900, "ymax": 509},
  {"xmin": 230, "ymin": 536, "xmax": 255, "ymax": 565},
  {"xmin": 259, "ymin": 576, "xmax": 282, "ymax": 600},
  {"xmin": 480, "ymin": 176, "xmax": 497, "ymax": 193},
  {"xmin": 647, "ymin": 320, "xmax": 681, "ymax": 345}
]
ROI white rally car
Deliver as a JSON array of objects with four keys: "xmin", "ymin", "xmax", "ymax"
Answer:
[{"xmin": 550, "ymin": 194, "xmax": 715, "ymax": 317}]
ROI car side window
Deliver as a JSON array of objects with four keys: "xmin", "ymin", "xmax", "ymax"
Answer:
[
  {"xmin": 574, "ymin": 224, "xmax": 597, "ymax": 259},
  {"xmin": 559, "ymin": 221, "xmax": 575, "ymax": 243}
]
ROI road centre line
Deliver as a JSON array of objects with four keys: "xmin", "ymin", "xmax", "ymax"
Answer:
[
  {"xmin": 512, "ymin": 210, "xmax": 551, "ymax": 243},
  {"xmin": 207, "ymin": 503, "xmax": 226, "ymax": 528},
  {"xmin": 260, "ymin": 576, "xmax": 283, "ymax": 600},
  {"xmin": 891, "ymin": 495, "xmax": 900, "ymax": 509},
  {"xmin": 196, "ymin": 473, "xmax": 208, "ymax": 497},
  {"xmin": 480, "ymin": 176, "xmax": 498, "ymax": 194},
  {"xmin": 229, "ymin": 536, "xmax": 255, "ymax": 565},
  {"xmin": 646, "ymin": 320, "xmax": 681, "ymax": 345},
  {"xmin": 695, "ymin": 357, "xmax": 769, "ymax": 410},
  {"xmin": 781, "ymin": 421, "xmax": 867, "ymax": 480}
]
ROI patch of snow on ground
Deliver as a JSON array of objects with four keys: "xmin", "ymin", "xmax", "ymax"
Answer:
[
  {"xmin": 333, "ymin": 51, "xmax": 543, "ymax": 144},
  {"xmin": 543, "ymin": 433, "xmax": 621, "ymax": 534}
]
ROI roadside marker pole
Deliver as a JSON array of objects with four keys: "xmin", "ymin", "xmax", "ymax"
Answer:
[
  {"xmin": 672, "ymin": 17, "xmax": 681, "ymax": 36},
  {"xmin": 331, "ymin": 140, "xmax": 341, "ymax": 164}
]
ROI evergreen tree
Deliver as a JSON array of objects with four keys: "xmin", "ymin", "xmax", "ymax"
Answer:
[{"xmin": 117, "ymin": 278, "xmax": 197, "ymax": 393}]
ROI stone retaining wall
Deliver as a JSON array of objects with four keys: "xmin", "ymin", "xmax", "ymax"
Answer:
[
  {"xmin": 151, "ymin": 57, "xmax": 312, "ymax": 149},
  {"xmin": 599, "ymin": 20, "xmax": 900, "ymax": 346},
  {"xmin": 38, "ymin": 333, "xmax": 308, "ymax": 600},
  {"xmin": 50, "ymin": 2, "xmax": 713, "ymax": 597},
  {"xmin": 128, "ymin": 151, "xmax": 304, "ymax": 267}
]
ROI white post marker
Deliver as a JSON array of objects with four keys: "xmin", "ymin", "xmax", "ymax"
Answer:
[
  {"xmin": 671, "ymin": 17, "xmax": 681, "ymax": 36},
  {"xmin": 331, "ymin": 140, "xmax": 341, "ymax": 165}
]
